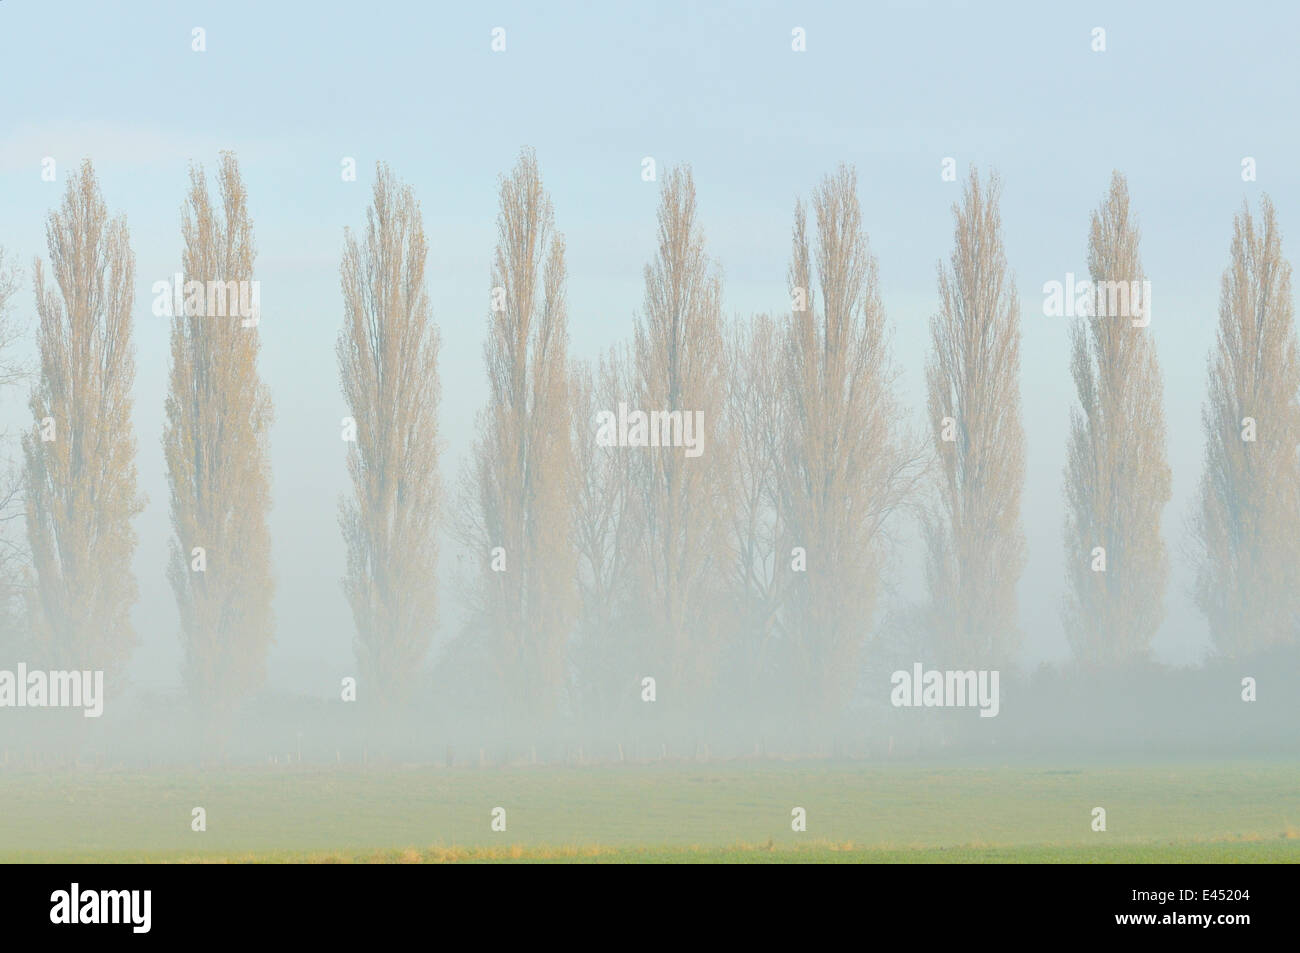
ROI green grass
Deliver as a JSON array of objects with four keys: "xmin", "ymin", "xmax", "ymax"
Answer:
[
  {"xmin": 2, "ymin": 759, "xmax": 1298, "ymax": 862},
  {"xmin": 8, "ymin": 842, "xmax": 1296, "ymax": 864}
]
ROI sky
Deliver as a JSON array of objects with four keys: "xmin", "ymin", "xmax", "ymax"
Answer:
[{"xmin": 1, "ymin": 0, "xmax": 1297, "ymax": 694}]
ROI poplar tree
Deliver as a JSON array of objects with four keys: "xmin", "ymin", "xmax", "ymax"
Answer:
[
  {"xmin": 924, "ymin": 169, "xmax": 1026, "ymax": 665},
  {"xmin": 779, "ymin": 164, "xmax": 922, "ymax": 714},
  {"xmin": 338, "ymin": 163, "xmax": 441, "ymax": 706},
  {"xmin": 0, "ymin": 248, "xmax": 24, "ymax": 655},
  {"xmin": 1192, "ymin": 197, "xmax": 1300, "ymax": 654},
  {"xmin": 164, "ymin": 152, "xmax": 274, "ymax": 714},
  {"xmin": 721, "ymin": 313, "xmax": 784, "ymax": 697},
  {"xmin": 570, "ymin": 347, "xmax": 638, "ymax": 716},
  {"xmin": 629, "ymin": 166, "xmax": 728, "ymax": 709},
  {"xmin": 23, "ymin": 161, "xmax": 144, "ymax": 674},
  {"xmin": 1063, "ymin": 172, "xmax": 1171, "ymax": 665},
  {"xmin": 460, "ymin": 149, "xmax": 574, "ymax": 718}
]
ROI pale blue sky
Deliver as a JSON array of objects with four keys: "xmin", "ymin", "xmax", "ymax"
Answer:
[{"xmin": 1, "ymin": 0, "xmax": 1297, "ymax": 691}]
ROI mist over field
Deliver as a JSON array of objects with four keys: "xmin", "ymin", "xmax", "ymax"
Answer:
[{"xmin": 1, "ymin": 1, "xmax": 1298, "ymax": 866}]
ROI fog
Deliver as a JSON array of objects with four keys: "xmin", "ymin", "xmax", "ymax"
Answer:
[{"xmin": 1, "ymin": 1, "xmax": 1296, "ymax": 803}]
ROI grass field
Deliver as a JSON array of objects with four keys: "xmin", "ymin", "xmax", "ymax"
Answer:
[{"xmin": 2, "ymin": 758, "xmax": 1298, "ymax": 863}]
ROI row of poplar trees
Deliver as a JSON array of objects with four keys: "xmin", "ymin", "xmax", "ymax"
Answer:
[{"xmin": 0, "ymin": 152, "xmax": 1296, "ymax": 724}]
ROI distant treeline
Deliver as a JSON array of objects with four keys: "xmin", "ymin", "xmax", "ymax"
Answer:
[{"xmin": 0, "ymin": 151, "xmax": 1296, "ymax": 743}]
